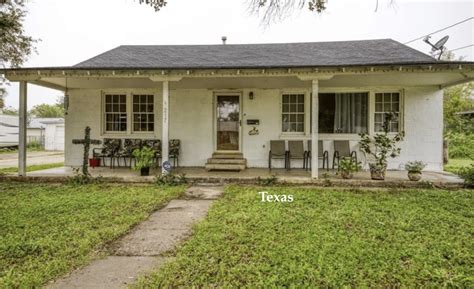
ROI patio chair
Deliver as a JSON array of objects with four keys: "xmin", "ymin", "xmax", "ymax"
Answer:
[
  {"xmin": 169, "ymin": 139, "xmax": 180, "ymax": 167},
  {"xmin": 142, "ymin": 139, "xmax": 162, "ymax": 167},
  {"xmin": 92, "ymin": 138, "xmax": 121, "ymax": 168},
  {"xmin": 332, "ymin": 140, "xmax": 357, "ymax": 170},
  {"xmin": 305, "ymin": 140, "xmax": 329, "ymax": 171},
  {"xmin": 118, "ymin": 139, "xmax": 142, "ymax": 168},
  {"xmin": 287, "ymin": 140, "xmax": 305, "ymax": 170},
  {"xmin": 268, "ymin": 140, "xmax": 287, "ymax": 169}
]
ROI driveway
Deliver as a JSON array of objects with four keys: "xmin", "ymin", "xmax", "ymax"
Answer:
[{"xmin": 0, "ymin": 151, "xmax": 64, "ymax": 168}]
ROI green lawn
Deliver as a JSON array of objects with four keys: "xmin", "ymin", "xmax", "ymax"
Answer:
[
  {"xmin": 0, "ymin": 183, "xmax": 184, "ymax": 287},
  {"xmin": 135, "ymin": 186, "xmax": 474, "ymax": 288},
  {"xmin": 445, "ymin": 158, "xmax": 474, "ymax": 174},
  {"xmin": 0, "ymin": 162, "xmax": 64, "ymax": 174}
]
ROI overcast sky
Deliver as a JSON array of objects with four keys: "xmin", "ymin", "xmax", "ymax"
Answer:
[{"xmin": 3, "ymin": 0, "xmax": 474, "ymax": 109}]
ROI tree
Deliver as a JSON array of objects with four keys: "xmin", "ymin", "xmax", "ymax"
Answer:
[
  {"xmin": 1, "ymin": 106, "xmax": 18, "ymax": 115},
  {"xmin": 0, "ymin": 0, "xmax": 37, "ymax": 108},
  {"xmin": 29, "ymin": 97, "xmax": 65, "ymax": 118},
  {"xmin": 137, "ymin": 0, "xmax": 392, "ymax": 25}
]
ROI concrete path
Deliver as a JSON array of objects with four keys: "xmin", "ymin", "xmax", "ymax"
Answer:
[
  {"xmin": 47, "ymin": 185, "xmax": 223, "ymax": 289},
  {"xmin": 0, "ymin": 151, "xmax": 64, "ymax": 168}
]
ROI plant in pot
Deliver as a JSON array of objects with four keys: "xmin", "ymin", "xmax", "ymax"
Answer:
[
  {"xmin": 359, "ymin": 113, "xmax": 404, "ymax": 180},
  {"xmin": 337, "ymin": 157, "xmax": 361, "ymax": 179},
  {"xmin": 132, "ymin": 146, "xmax": 155, "ymax": 176},
  {"xmin": 405, "ymin": 161, "xmax": 426, "ymax": 181}
]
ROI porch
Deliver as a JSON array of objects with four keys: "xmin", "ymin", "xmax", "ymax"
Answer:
[{"xmin": 23, "ymin": 166, "xmax": 463, "ymax": 187}]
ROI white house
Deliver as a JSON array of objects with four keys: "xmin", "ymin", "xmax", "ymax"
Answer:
[
  {"xmin": 0, "ymin": 114, "xmax": 64, "ymax": 150},
  {"xmin": 2, "ymin": 39, "xmax": 474, "ymax": 177}
]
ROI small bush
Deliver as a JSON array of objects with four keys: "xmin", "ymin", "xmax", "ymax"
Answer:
[
  {"xmin": 446, "ymin": 132, "xmax": 474, "ymax": 159},
  {"xmin": 155, "ymin": 173, "xmax": 188, "ymax": 186},
  {"xmin": 66, "ymin": 168, "xmax": 103, "ymax": 185},
  {"xmin": 458, "ymin": 164, "xmax": 474, "ymax": 188},
  {"xmin": 27, "ymin": 140, "xmax": 43, "ymax": 150},
  {"xmin": 405, "ymin": 161, "xmax": 426, "ymax": 173},
  {"xmin": 256, "ymin": 175, "xmax": 278, "ymax": 186}
]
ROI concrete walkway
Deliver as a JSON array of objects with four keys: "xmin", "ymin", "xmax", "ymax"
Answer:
[
  {"xmin": 48, "ymin": 185, "xmax": 223, "ymax": 289},
  {"xmin": 0, "ymin": 151, "xmax": 64, "ymax": 168}
]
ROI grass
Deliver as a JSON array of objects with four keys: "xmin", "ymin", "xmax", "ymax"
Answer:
[
  {"xmin": 0, "ymin": 162, "xmax": 64, "ymax": 174},
  {"xmin": 0, "ymin": 183, "xmax": 184, "ymax": 287},
  {"xmin": 135, "ymin": 186, "xmax": 474, "ymax": 288},
  {"xmin": 445, "ymin": 158, "xmax": 474, "ymax": 174}
]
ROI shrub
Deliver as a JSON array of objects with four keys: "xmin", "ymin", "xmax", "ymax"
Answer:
[
  {"xmin": 27, "ymin": 139, "xmax": 43, "ymax": 150},
  {"xmin": 359, "ymin": 113, "xmax": 404, "ymax": 168},
  {"xmin": 446, "ymin": 132, "xmax": 474, "ymax": 159},
  {"xmin": 338, "ymin": 157, "xmax": 361, "ymax": 173},
  {"xmin": 155, "ymin": 173, "xmax": 188, "ymax": 186},
  {"xmin": 132, "ymin": 146, "xmax": 155, "ymax": 171},
  {"xmin": 405, "ymin": 161, "xmax": 426, "ymax": 173},
  {"xmin": 256, "ymin": 175, "xmax": 278, "ymax": 186},
  {"xmin": 458, "ymin": 164, "xmax": 474, "ymax": 188}
]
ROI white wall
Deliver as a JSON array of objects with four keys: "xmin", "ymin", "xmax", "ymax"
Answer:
[
  {"xmin": 44, "ymin": 123, "xmax": 65, "ymax": 151},
  {"xmin": 65, "ymin": 86, "xmax": 444, "ymax": 171}
]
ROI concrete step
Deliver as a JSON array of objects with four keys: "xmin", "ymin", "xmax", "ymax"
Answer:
[
  {"xmin": 206, "ymin": 158, "xmax": 246, "ymax": 165},
  {"xmin": 205, "ymin": 163, "xmax": 246, "ymax": 171},
  {"xmin": 212, "ymin": 153, "xmax": 244, "ymax": 159}
]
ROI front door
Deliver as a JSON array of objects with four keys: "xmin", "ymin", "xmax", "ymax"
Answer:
[{"xmin": 216, "ymin": 95, "xmax": 240, "ymax": 151}]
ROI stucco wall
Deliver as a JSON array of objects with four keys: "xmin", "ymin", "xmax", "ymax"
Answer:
[{"xmin": 65, "ymin": 86, "xmax": 444, "ymax": 171}]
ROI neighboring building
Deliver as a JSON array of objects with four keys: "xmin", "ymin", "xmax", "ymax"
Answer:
[
  {"xmin": 0, "ymin": 115, "xmax": 64, "ymax": 151},
  {"xmin": 3, "ymin": 39, "xmax": 474, "ymax": 177}
]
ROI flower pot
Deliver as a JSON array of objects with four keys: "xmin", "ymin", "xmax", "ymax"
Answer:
[
  {"xmin": 369, "ymin": 163, "xmax": 386, "ymax": 180},
  {"xmin": 340, "ymin": 171, "xmax": 353, "ymax": 179},
  {"xmin": 88, "ymin": 158, "xmax": 101, "ymax": 168},
  {"xmin": 140, "ymin": 167, "xmax": 150, "ymax": 176},
  {"xmin": 408, "ymin": 171, "xmax": 422, "ymax": 181}
]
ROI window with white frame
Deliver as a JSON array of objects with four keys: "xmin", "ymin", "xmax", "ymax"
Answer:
[
  {"xmin": 104, "ymin": 94, "xmax": 127, "ymax": 132},
  {"xmin": 133, "ymin": 94, "xmax": 154, "ymax": 132},
  {"xmin": 282, "ymin": 94, "xmax": 305, "ymax": 133},
  {"xmin": 318, "ymin": 92, "xmax": 369, "ymax": 134},
  {"xmin": 374, "ymin": 92, "xmax": 401, "ymax": 132}
]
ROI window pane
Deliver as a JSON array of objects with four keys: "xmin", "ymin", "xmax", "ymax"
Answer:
[
  {"xmin": 120, "ymin": 95, "xmax": 126, "ymax": 103},
  {"xmin": 297, "ymin": 114, "xmax": 304, "ymax": 122},
  {"xmin": 384, "ymin": 103, "xmax": 391, "ymax": 111},
  {"xmin": 392, "ymin": 93, "xmax": 399, "ymax": 102},
  {"xmin": 112, "ymin": 104, "xmax": 118, "ymax": 112},
  {"xmin": 391, "ymin": 122, "xmax": 399, "ymax": 132},
  {"xmin": 133, "ymin": 95, "xmax": 139, "ymax": 103},
  {"xmin": 375, "ymin": 103, "xmax": 383, "ymax": 112},
  {"xmin": 297, "ymin": 123, "xmax": 304, "ymax": 132},
  {"xmin": 283, "ymin": 95, "xmax": 289, "ymax": 103},
  {"xmin": 290, "ymin": 123, "xmax": 297, "ymax": 132},
  {"xmin": 383, "ymin": 93, "xmax": 391, "ymax": 102},
  {"xmin": 148, "ymin": 123, "xmax": 154, "ymax": 131},
  {"xmin": 290, "ymin": 114, "xmax": 296, "ymax": 122},
  {"xmin": 290, "ymin": 95, "xmax": 296, "ymax": 103},
  {"xmin": 375, "ymin": 113, "xmax": 383, "ymax": 122},
  {"xmin": 375, "ymin": 93, "xmax": 382, "ymax": 102},
  {"xmin": 297, "ymin": 104, "xmax": 304, "ymax": 112},
  {"xmin": 375, "ymin": 123, "xmax": 383, "ymax": 132},
  {"xmin": 140, "ymin": 95, "xmax": 146, "ymax": 102},
  {"xmin": 392, "ymin": 102, "xmax": 399, "ymax": 112},
  {"xmin": 282, "ymin": 114, "xmax": 289, "ymax": 122},
  {"xmin": 297, "ymin": 94, "xmax": 304, "ymax": 103},
  {"xmin": 290, "ymin": 104, "xmax": 296, "ymax": 112},
  {"xmin": 283, "ymin": 104, "xmax": 289, "ymax": 112}
]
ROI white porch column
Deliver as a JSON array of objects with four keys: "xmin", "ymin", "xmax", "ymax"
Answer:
[
  {"xmin": 18, "ymin": 81, "xmax": 28, "ymax": 176},
  {"xmin": 311, "ymin": 79, "xmax": 319, "ymax": 179},
  {"xmin": 161, "ymin": 80, "xmax": 169, "ymax": 174}
]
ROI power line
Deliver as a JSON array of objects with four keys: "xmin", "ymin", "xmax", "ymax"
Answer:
[
  {"xmin": 403, "ymin": 17, "xmax": 474, "ymax": 45},
  {"xmin": 448, "ymin": 44, "xmax": 474, "ymax": 53}
]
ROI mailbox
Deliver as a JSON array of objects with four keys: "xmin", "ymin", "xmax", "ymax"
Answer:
[{"xmin": 246, "ymin": 119, "xmax": 260, "ymax": 125}]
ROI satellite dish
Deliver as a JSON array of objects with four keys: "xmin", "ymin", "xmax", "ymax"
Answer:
[{"xmin": 423, "ymin": 35, "xmax": 449, "ymax": 60}]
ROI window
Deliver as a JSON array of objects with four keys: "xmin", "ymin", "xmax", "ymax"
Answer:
[
  {"xmin": 318, "ymin": 92, "xmax": 368, "ymax": 134},
  {"xmin": 282, "ymin": 94, "xmax": 305, "ymax": 133},
  {"xmin": 133, "ymin": 94, "xmax": 154, "ymax": 132},
  {"xmin": 374, "ymin": 92, "xmax": 400, "ymax": 132},
  {"xmin": 104, "ymin": 94, "xmax": 127, "ymax": 132}
]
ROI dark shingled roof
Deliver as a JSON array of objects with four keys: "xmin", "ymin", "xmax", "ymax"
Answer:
[{"xmin": 74, "ymin": 39, "xmax": 435, "ymax": 69}]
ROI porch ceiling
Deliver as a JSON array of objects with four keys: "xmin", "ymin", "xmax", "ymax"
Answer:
[{"xmin": 27, "ymin": 70, "xmax": 474, "ymax": 90}]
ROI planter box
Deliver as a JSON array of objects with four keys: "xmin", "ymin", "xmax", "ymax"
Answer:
[{"xmin": 89, "ymin": 158, "xmax": 101, "ymax": 168}]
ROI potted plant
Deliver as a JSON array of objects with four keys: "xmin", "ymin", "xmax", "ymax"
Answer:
[
  {"xmin": 337, "ymin": 157, "xmax": 361, "ymax": 179},
  {"xmin": 132, "ymin": 146, "xmax": 155, "ymax": 176},
  {"xmin": 405, "ymin": 161, "xmax": 426, "ymax": 181},
  {"xmin": 359, "ymin": 113, "xmax": 405, "ymax": 180}
]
